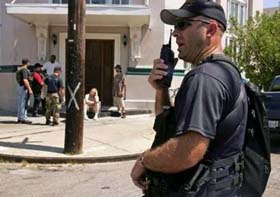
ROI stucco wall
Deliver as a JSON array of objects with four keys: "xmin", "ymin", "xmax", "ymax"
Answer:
[
  {"xmin": 1, "ymin": 1, "xmax": 37, "ymax": 65},
  {"xmin": 0, "ymin": 73, "xmax": 17, "ymax": 113},
  {"xmin": 135, "ymin": 0, "xmax": 165, "ymax": 68},
  {"xmin": 125, "ymin": 74, "xmax": 184, "ymax": 109},
  {"xmin": 0, "ymin": 1, "xmax": 42, "ymax": 112}
]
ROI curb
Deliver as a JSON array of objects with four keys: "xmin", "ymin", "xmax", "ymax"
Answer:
[{"xmin": 0, "ymin": 153, "xmax": 141, "ymax": 164}]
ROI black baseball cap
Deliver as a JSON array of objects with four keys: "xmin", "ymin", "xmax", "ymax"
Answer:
[
  {"xmin": 34, "ymin": 63, "xmax": 43, "ymax": 68},
  {"xmin": 160, "ymin": 0, "xmax": 227, "ymax": 31}
]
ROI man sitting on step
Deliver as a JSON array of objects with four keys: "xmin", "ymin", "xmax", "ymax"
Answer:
[{"xmin": 84, "ymin": 88, "xmax": 100, "ymax": 120}]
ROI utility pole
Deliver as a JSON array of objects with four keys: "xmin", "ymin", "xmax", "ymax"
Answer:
[{"xmin": 64, "ymin": 0, "xmax": 86, "ymax": 154}]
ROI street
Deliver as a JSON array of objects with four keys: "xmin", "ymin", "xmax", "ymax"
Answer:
[
  {"xmin": 0, "ymin": 161, "xmax": 141, "ymax": 197},
  {"xmin": 0, "ymin": 145, "xmax": 280, "ymax": 197}
]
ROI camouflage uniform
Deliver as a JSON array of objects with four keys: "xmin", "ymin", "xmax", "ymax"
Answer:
[{"xmin": 45, "ymin": 93, "xmax": 62, "ymax": 124}]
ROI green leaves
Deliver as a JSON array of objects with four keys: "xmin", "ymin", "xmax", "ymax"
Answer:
[{"xmin": 225, "ymin": 11, "xmax": 280, "ymax": 90}]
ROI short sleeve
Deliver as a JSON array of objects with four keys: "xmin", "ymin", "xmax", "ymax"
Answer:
[
  {"xmin": 22, "ymin": 69, "xmax": 28, "ymax": 80},
  {"xmin": 175, "ymin": 73, "xmax": 226, "ymax": 139},
  {"xmin": 59, "ymin": 78, "xmax": 64, "ymax": 88}
]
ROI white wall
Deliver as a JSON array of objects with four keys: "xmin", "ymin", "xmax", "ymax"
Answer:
[
  {"xmin": 0, "ymin": 1, "xmax": 3, "ymax": 65},
  {"xmin": 135, "ymin": 0, "xmax": 165, "ymax": 68},
  {"xmin": 0, "ymin": 73, "xmax": 17, "ymax": 113},
  {"xmin": 1, "ymin": 2, "xmax": 37, "ymax": 65}
]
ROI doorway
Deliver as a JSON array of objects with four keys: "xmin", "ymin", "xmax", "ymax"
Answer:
[{"xmin": 85, "ymin": 39, "xmax": 114, "ymax": 106}]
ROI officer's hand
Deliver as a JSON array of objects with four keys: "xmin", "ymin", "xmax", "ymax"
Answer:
[
  {"xmin": 148, "ymin": 59, "xmax": 168, "ymax": 90},
  {"xmin": 28, "ymin": 90, "xmax": 33, "ymax": 95},
  {"xmin": 130, "ymin": 156, "xmax": 149, "ymax": 191}
]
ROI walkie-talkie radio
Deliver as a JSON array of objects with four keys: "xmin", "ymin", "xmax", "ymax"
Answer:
[{"xmin": 157, "ymin": 30, "xmax": 177, "ymax": 88}]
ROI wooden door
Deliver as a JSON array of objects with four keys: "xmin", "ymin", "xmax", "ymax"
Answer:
[{"xmin": 85, "ymin": 40, "xmax": 114, "ymax": 106}]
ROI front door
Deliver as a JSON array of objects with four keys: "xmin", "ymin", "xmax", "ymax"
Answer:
[{"xmin": 85, "ymin": 39, "xmax": 114, "ymax": 106}]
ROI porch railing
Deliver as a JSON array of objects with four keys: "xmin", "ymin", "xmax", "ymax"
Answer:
[{"xmin": 52, "ymin": 0, "xmax": 149, "ymax": 6}]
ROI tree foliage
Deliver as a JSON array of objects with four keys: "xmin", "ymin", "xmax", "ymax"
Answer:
[{"xmin": 225, "ymin": 11, "xmax": 280, "ymax": 90}]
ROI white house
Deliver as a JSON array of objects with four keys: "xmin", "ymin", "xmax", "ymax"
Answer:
[{"xmin": 0, "ymin": 0, "xmax": 263, "ymax": 112}]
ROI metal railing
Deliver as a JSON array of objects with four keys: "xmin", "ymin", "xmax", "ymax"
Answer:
[
  {"xmin": 52, "ymin": 0, "xmax": 148, "ymax": 5},
  {"xmin": 9, "ymin": 0, "xmax": 149, "ymax": 6}
]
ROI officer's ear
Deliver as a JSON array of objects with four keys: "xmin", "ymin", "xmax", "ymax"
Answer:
[{"xmin": 206, "ymin": 22, "xmax": 218, "ymax": 37}]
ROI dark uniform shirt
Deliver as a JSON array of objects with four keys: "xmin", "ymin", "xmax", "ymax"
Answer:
[
  {"xmin": 175, "ymin": 60, "xmax": 247, "ymax": 160},
  {"xmin": 17, "ymin": 68, "xmax": 29, "ymax": 86},
  {"xmin": 45, "ymin": 74, "xmax": 64, "ymax": 93}
]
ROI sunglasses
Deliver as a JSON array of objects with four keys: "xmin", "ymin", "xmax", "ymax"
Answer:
[{"xmin": 174, "ymin": 19, "xmax": 211, "ymax": 31}]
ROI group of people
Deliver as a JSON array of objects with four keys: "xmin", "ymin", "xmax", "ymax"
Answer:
[
  {"xmin": 16, "ymin": 55, "xmax": 127, "ymax": 124},
  {"xmin": 16, "ymin": 55, "xmax": 64, "ymax": 126},
  {"xmin": 84, "ymin": 64, "xmax": 127, "ymax": 120}
]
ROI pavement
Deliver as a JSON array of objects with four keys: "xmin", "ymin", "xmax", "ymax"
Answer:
[{"xmin": 0, "ymin": 110, "xmax": 155, "ymax": 163}]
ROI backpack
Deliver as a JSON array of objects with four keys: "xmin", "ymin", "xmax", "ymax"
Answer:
[
  {"xmin": 16, "ymin": 69, "xmax": 23, "ymax": 85},
  {"xmin": 241, "ymin": 82, "xmax": 271, "ymax": 196},
  {"xmin": 209, "ymin": 55, "xmax": 271, "ymax": 196},
  {"xmin": 16, "ymin": 67, "xmax": 32, "ymax": 86}
]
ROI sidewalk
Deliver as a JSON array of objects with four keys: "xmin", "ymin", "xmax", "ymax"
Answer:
[{"xmin": 0, "ymin": 113, "xmax": 155, "ymax": 163}]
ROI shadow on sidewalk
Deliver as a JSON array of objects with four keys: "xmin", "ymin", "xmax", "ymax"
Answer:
[
  {"xmin": 0, "ymin": 121, "xmax": 18, "ymax": 124},
  {"xmin": 0, "ymin": 141, "xmax": 63, "ymax": 154},
  {"xmin": 0, "ymin": 121, "xmax": 51, "ymax": 126}
]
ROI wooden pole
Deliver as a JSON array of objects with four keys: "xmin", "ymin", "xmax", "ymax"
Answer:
[{"xmin": 64, "ymin": 0, "xmax": 86, "ymax": 154}]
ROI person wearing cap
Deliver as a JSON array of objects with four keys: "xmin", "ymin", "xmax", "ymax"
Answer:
[
  {"xmin": 131, "ymin": 0, "xmax": 247, "ymax": 196},
  {"xmin": 113, "ymin": 64, "xmax": 126, "ymax": 118},
  {"xmin": 31, "ymin": 63, "xmax": 44, "ymax": 117},
  {"xmin": 43, "ymin": 66, "xmax": 65, "ymax": 126},
  {"xmin": 15, "ymin": 58, "xmax": 33, "ymax": 124}
]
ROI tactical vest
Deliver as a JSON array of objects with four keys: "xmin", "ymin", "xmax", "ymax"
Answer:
[{"xmin": 144, "ymin": 107, "xmax": 243, "ymax": 197}]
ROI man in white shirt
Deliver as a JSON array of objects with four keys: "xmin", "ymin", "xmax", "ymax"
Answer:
[
  {"xmin": 84, "ymin": 88, "xmax": 100, "ymax": 120},
  {"xmin": 43, "ymin": 55, "xmax": 59, "ymax": 76}
]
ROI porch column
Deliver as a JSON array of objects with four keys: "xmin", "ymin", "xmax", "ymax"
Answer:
[
  {"xmin": 144, "ymin": 0, "xmax": 149, "ymax": 6},
  {"xmin": 129, "ymin": 26, "xmax": 142, "ymax": 62},
  {"xmin": 35, "ymin": 24, "xmax": 48, "ymax": 61}
]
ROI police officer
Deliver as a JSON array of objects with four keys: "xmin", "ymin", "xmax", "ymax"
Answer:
[
  {"xmin": 43, "ymin": 66, "xmax": 65, "ymax": 126},
  {"xmin": 16, "ymin": 58, "xmax": 33, "ymax": 124},
  {"xmin": 131, "ymin": 0, "xmax": 247, "ymax": 196},
  {"xmin": 31, "ymin": 63, "xmax": 44, "ymax": 117}
]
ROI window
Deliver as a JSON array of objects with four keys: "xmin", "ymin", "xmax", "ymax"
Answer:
[
  {"xmin": 53, "ymin": 0, "xmax": 68, "ymax": 3},
  {"xmin": 228, "ymin": 0, "xmax": 247, "ymax": 25},
  {"xmin": 53, "ymin": 0, "xmax": 129, "ymax": 4},
  {"xmin": 271, "ymin": 77, "xmax": 280, "ymax": 91},
  {"xmin": 112, "ymin": 0, "xmax": 129, "ymax": 4},
  {"xmin": 90, "ymin": 0, "xmax": 106, "ymax": 4}
]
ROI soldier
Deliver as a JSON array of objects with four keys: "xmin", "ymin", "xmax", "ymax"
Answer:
[{"xmin": 43, "ymin": 66, "xmax": 65, "ymax": 126}]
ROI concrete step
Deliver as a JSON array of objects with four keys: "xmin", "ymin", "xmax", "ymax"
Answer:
[
  {"xmin": 24, "ymin": 106, "xmax": 152, "ymax": 119},
  {"xmin": 60, "ymin": 106, "xmax": 152, "ymax": 118}
]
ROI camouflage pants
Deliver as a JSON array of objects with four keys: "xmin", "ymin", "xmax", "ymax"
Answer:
[{"xmin": 46, "ymin": 93, "xmax": 61, "ymax": 123}]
